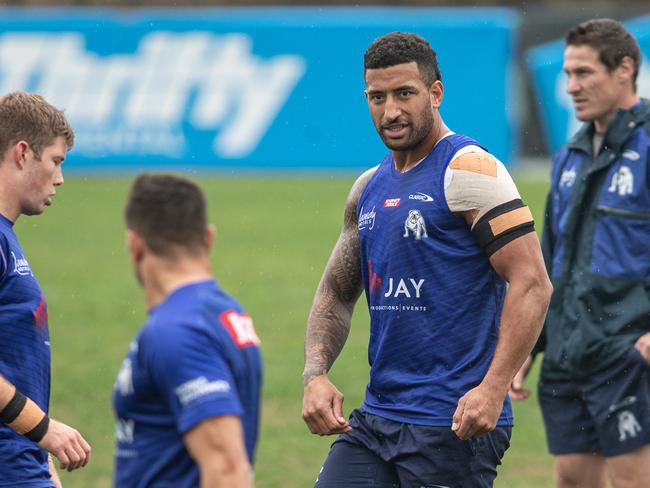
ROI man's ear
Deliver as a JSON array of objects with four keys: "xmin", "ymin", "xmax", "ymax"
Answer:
[
  {"xmin": 205, "ymin": 224, "xmax": 216, "ymax": 251},
  {"xmin": 430, "ymin": 80, "xmax": 444, "ymax": 109},
  {"xmin": 11, "ymin": 141, "xmax": 30, "ymax": 170},
  {"xmin": 126, "ymin": 229, "xmax": 145, "ymax": 262},
  {"xmin": 616, "ymin": 56, "xmax": 636, "ymax": 85}
]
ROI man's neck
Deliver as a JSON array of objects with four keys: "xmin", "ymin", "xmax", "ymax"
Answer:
[
  {"xmin": 0, "ymin": 172, "xmax": 20, "ymax": 223},
  {"xmin": 594, "ymin": 94, "xmax": 641, "ymax": 134},
  {"xmin": 393, "ymin": 119, "xmax": 449, "ymax": 173},
  {"xmin": 141, "ymin": 255, "xmax": 213, "ymax": 309}
]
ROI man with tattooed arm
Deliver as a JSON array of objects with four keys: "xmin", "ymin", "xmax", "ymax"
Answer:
[{"xmin": 301, "ymin": 32, "xmax": 553, "ymax": 487}]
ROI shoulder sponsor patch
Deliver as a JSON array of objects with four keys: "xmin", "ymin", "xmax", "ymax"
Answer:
[
  {"xmin": 449, "ymin": 152, "xmax": 497, "ymax": 177},
  {"xmin": 220, "ymin": 310, "xmax": 261, "ymax": 348},
  {"xmin": 175, "ymin": 376, "xmax": 231, "ymax": 406},
  {"xmin": 11, "ymin": 251, "xmax": 33, "ymax": 276}
]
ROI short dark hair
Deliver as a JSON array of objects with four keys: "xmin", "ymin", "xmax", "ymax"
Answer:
[
  {"xmin": 125, "ymin": 173, "xmax": 208, "ymax": 258},
  {"xmin": 364, "ymin": 32, "xmax": 442, "ymax": 86},
  {"xmin": 566, "ymin": 19, "xmax": 641, "ymax": 89},
  {"xmin": 0, "ymin": 92, "xmax": 74, "ymax": 160}
]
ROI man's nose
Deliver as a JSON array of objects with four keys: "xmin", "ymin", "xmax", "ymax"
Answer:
[
  {"xmin": 383, "ymin": 94, "xmax": 402, "ymax": 121},
  {"xmin": 54, "ymin": 166, "xmax": 64, "ymax": 186},
  {"xmin": 566, "ymin": 74, "xmax": 580, "ymax": 95}
]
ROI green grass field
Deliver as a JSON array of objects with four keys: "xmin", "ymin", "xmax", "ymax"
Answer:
[{"xmin": 15, "ymin": 174, "xmax": 553, "ymax": 487}]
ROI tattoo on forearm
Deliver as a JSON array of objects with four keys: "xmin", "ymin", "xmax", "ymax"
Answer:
[
  {"xmin": 303, "ymin": 236, "xmax": 360, "ymax": 384},
  {"xmin": 302, "ymin": 170, "xmax": 374, "ymax": 385}
]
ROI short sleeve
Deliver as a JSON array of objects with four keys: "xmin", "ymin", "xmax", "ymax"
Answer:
[
  {"xmin": 0, "ymin": 234, "xmax": 9, "ymax": 280},
  {"xmin": 144, "ymin": 322, "xmax": 243, "ymax": 434}
]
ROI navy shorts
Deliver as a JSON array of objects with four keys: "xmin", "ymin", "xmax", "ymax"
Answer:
[
  {"xmin": 314, "ymin": 409, "xmax": 511, "ymax": 488},
  {"xmin": 539, "ymin": 346, "xmax": 650, "ymax": 457}
]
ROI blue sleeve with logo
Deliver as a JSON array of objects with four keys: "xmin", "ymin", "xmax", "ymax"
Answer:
[{"xmin": 144, "ymin": 322, "xmax": 243, "ymax": 434}]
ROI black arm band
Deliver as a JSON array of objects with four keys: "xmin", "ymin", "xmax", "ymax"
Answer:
[
  {"xmin": 24, "ymin": 415, "xmax": 49, "ymax": 443},
  {"xmin": 472, "ymin": 199, "xmax": 535, "ymax": 257},
  {"xmin": 0, "ymin": 389, "xmax": 27, "ymax": 424}
]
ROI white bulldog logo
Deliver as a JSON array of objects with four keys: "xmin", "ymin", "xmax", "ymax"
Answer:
[
  {"xmin": 608, "ymin": 166, "xmax": 634, "ymax": 196},
  {"xmin": 403, "ymin": 210, "xmax": 428, "ymax": 240},
  {"xmin": 618, "ymin": 410, "xmax": 641, "ymax": 441}
]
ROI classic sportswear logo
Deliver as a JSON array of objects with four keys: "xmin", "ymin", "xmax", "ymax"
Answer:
[
  {"xmin": 622, "ymin": 150, "xmax": 640, "ymax": 161},
  {"xmin": 408, "ymin": 192, "xmax": 434, "ymax": 202},
  {"xmin": 608, "ymin": 166, "xmax": 634, "ymax": 196},
  {"xmin": 609, "ymin": 396, "xmax": 637, "ymax": 412},
  {"xmin": 0, "ymin": 32, "xmax": 305, "ymax": 158}
]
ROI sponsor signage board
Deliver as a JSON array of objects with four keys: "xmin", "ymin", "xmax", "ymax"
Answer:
[{"xmin": 0, "ymin": 8, "xmax": 519, "ymax": 169}]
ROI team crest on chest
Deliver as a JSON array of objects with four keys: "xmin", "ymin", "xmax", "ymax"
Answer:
[
  {"xmin": 608, "ymin": 166, "xmax": 634, "ymax": 196},
  {"xmin": 559, "ymin": 168, "xmax": 577, "ymax": 188},
  {"xmin": 403, "ymin": 210, "xmax": 428, "ymax": 240}
]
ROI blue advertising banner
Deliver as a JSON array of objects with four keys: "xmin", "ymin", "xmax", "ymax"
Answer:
[
  {"xmin": 527, "ymin": 15, "xmax": 650, "ymax": 154},
  {"xmin": 0, "ymin": 8, "xmax": 519, "ymax": 170}
]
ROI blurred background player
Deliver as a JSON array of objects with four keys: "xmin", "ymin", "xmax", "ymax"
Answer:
[
  {"xmin": 113, "ymin": 174, "xmax": 263, "ymax": 487},
  {"xmin": 0, "ymin": 92, "xmax": 91, "ymax": 487},
  {"xmin": 301, "ymin": 32, "xmax": 552, "ymax": 487},
  {"xmin": 512, "ymin": 18, "xmax": 650, "ymax": 488}
]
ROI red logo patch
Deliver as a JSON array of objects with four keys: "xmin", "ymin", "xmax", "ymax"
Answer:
[
  {"xmin": 33, "ymin": 293, "xmax": 48, "ymax": 329},
  {"xmin": 368, "ymin": 260, "xmax": 382, "ymax": 295},
  {"xmin": 384, "ymin": 198, "xmax": 401, "ymax": 208},
  {"xmin": 220, "ymin": 310, "xmax": 261, "ymax": 349}
]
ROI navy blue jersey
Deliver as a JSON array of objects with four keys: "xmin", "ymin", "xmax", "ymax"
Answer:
[
  {"xmin": 113, "ymin": 280, "xmax": 263, "ymax": 488},
  {"xmin": 0, "ymin": 214, "xmax": 52, "ymax": 487},
  {"xmin": 357, "ymin": 134, "xmax": 512, "ymax": 426}
]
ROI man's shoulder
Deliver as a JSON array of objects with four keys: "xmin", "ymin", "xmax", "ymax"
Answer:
[
  {"xmin": 357, "ymin": 165, "xmax": 380, "ymax": 187},
  {"xmin": 442, "ymin": 132, "xmax": 485, "ymax": 151},
  {"xmin": 348, "ymin": 165, "xmax": 381, "ymax": 204},
  {"xmin": 147, "ymin": 287, "xmax": 247, "ymax": 340},
  {"xmin": 636, "ymin": 102, "xmax": 650, "ymax": 137}
]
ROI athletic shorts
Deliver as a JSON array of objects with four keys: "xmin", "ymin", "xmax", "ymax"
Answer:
[
  {"xmin": 314, "ymin": 409, "xmax": 511, "ymax": 488},
  {"xmin": 539, "ymin": 346, "xmax": 650, "ymax": 457}
]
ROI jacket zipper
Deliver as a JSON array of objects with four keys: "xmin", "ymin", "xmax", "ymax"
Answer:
[{"xmin": 597, "ymin": 205, "xmax": 648, "ymax": 220}]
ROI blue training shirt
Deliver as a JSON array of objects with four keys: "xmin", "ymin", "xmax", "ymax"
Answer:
[
  {"xmin": 0, "ymin": 214, "xmax": 52, "ymax": 487},
  {"xmin": 358, "ymin": 133, "xmax": 513, "ymax": 426},
  {"xmin": 113, "ymin": 280, "xmax": 263, "ymax": 488}
]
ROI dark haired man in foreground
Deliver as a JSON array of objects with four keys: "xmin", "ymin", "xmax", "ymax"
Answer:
[
  {"xmin": 302, "ymin": 32, "xmax": 552, "ymax": 487},
  {"xmin": 512, "ymin": 18, "xmax": 650, "ymax": 488},
  {"xmin": 113, "ymin": 174, "xmax": 262, "ymax": 488}
]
